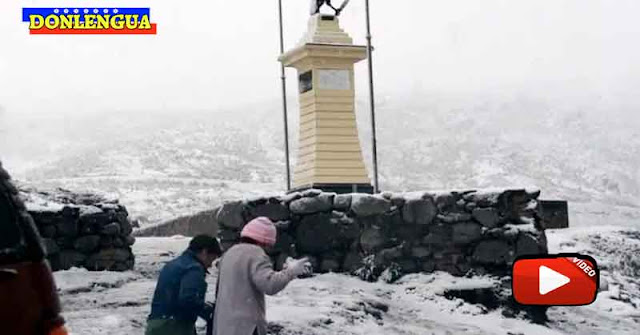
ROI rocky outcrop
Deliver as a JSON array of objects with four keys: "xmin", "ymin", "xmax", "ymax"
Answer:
[
  {"xmin": 21, "ymin": 188, "xmax": 136, "ymax": 272},
  {"xmin": 134, "ymin": 209, "xmax": 219, "ymax": 237}
]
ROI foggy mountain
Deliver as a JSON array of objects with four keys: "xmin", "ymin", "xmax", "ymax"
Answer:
[{"xmin": 2, "ymin": 93, "xmax": 639, "ymax": 227}]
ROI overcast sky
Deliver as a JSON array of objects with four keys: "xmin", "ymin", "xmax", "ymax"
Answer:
[{"xmin": 1, "ymin": 0, "xmax": 640, "ymax": 116}]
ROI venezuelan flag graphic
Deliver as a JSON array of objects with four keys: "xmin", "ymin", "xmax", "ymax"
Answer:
[{"xmin": 23, "ymin": 8, "xmax": 157, "ymax": 35}]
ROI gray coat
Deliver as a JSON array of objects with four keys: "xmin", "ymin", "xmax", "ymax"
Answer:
[{"xmin": 213, "ymin": 243, "xmax": 296, "ymax": 335}]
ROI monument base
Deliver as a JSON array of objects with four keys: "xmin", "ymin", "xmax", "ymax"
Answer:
[{"xmin": 290, "ymin": 183, "xmax": 374, "ymax": 195}]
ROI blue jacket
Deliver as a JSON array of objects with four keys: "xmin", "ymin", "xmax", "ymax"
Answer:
[{"xmin": 148, "ymin": 250, "xmax": 211, "ymax": 324}]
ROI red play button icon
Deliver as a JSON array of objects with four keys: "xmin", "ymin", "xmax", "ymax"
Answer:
[{"xmin": 513, "ymin": 254, "xmax": 599, "ymax": 306}]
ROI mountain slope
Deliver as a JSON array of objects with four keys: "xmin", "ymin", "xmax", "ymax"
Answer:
[{"xmin": 4, "ymin": 93, "xmax": 639, "ymax": 226}]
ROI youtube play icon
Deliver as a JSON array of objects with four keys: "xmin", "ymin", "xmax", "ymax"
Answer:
[
  {"xmin": 513, "ymin": 254, "xmax": 599, "ymax": 306},
  {"xmin": 539, "ymin": 265, "xmax": 570, "ymax": 295}
]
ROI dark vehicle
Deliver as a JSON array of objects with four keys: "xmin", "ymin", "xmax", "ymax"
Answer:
[{"xmin": 0, "ymin": 161, "xmax": 67, "ymax": 335}]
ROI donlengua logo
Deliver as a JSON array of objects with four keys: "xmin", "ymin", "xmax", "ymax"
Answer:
[{"xmin": 22, "ymin": 8, "xmax": 157, "ymax": 34}]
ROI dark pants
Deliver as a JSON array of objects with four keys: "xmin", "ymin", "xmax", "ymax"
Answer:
[{"xmin": 146, "ymin": 319, "xmax": 195, "ymax": 335}]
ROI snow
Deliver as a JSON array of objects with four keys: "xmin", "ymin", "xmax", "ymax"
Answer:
[
  {"xmin": 55, "ymin": 268, "xmax": 139, "ymax": 294},
  {"xmin": 503, "ymin": 223, "xmax": 538, "ymax": 234},
  {"xmin": 77, "ymin": 205, "xmax": 103, "ymax": 216},
  {"xmin": 54, "ymin": 229, "xmax": 640, "ymax": 335},
  {"xmin": 23, "ymin": 191, "xmax": 65, "ymax": 212}
]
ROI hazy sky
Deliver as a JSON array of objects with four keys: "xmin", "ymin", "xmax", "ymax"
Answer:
[{"xmin": 1, "ymin": 0, "xmax": 640, "ymax": 116}]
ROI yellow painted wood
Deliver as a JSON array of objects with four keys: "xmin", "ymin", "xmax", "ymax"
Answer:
[
  {"xmin": 296, "ymin": 169, "xmax": 368, "ymax": 181},
  {"xmin": 310, "ymin": 176, "xmax": 372, "ymax": 184},
  {"xmin": 301, "ymin": 104, "xmax": 355, "ymax": 115},
  {"xmin": 315, "ymin": 119, "xmax": 358, "ymax": 128},
  {"xmin": 297, "ymin": 144, "xmax": 362, "ymax": 158},
  {"xmin": 295, "ymin": 160, "xmax": 366, "ymax": 175},
  {"xmin": 295, "ymin": 160, "xmax": 366, "ymax": 171},
  {"xmin": 308, "ymin": 127, "xmax": 359, "ymax": 136},
  {"xmin": 293, "ymin": 175, "xmax": 372, "ymax": 186},
  {"xmin": 297, "ymin": 151, "xmax": 365, "ymax": 161},
  {"xmin": 300, "ymin": 112, "xmax": 355, "ymax": 124},
  {"xmin": 298, "ymin": 136, "xmax": 360, "ymax": 148}
]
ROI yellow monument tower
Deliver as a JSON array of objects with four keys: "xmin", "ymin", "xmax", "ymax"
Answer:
[{"xmin": 279, "ymin": 13, "xmax": 373, "ymax": 194}]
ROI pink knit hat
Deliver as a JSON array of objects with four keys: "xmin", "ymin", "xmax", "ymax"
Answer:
[{"xmin": 241, "ymin": 217, "xmax": 277, "ymax": 246}]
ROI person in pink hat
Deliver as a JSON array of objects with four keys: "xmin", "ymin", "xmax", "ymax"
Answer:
[{"xmin": 212, "ymin": 217, "xmax": 311, "ymax": 335}]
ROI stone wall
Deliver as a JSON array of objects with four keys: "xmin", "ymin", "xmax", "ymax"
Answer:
[
  {"xmin": 21, "ymin": 189, "xmax": 136, "ymax": 272},
  {"xmin": 215, "ymin": 188, "xmax": 547, "ymax": 282}
]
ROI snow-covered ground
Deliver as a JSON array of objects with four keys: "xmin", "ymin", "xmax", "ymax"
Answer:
[{"xmin": 55, "ymin": 226, "xmax": 640, "ymax": 335}]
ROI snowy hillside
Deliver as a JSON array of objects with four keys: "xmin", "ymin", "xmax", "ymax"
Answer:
[
  {"xmin": 55, "ymin": 230, "xmax": 639, "ymax": 335},
  {"xmin": 3, "ymin": 93, "xmax": 639, "ymax": 227}
]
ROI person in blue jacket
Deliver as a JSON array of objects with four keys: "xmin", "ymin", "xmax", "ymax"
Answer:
[{"xmin": 146, "ymin": 235, "xmax": 222, "ymax": 335}]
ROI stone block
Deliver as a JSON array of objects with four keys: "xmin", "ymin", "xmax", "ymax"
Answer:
[
  {"xmin": 422, "ymin": 224, "xmax": 452, "ymax": 249},
  {"xmin": 79, "ymin": 209, "xmax": 113, "ymax": 227},
  {"xmin": 463, "ymin": 191, "xmax": 501, "ymax": 207},
  {"xmin": 74, "ymin": 235, "xmax": 101, "ymax": 253},
  {"xmin": 118, "ymin": 215, "xmax": 133, "ymax": 236},
  {"xmin": 434, "ymin": 193, "xmax": 458, "ymax": 212},
  {"xmin": 333, "ymin": 194, "xmax": 352, "ymax": 211},
  {"xmin": 302, "ymin": 189, "xmax": 323, "ymax": 197},
  {"xmin": 296, "ymin": 212, "xmax": 338, "ymax": 254},
  {"xmin": 320, "ymin": 258, "xmax": 341, "ymax": 273},
  {"xmin": 437, "ymin": 213, "xmax": 473, "ymax": 224},
  {"xmin": 216, "ymin": 200, "xmax": 246, "ymax": 229},
  {"xmin": 248, "ymin": 202, "xmax": 290, "ymax": 222},
  {"xmin": 42, "ymin": 238, "xmax": 59, "ymax": 256},
  {"xmin": 411, "ymin": 246, "xmax": 431, "ymax": 259},
  {"xmin": 515, "ymin": 233, "xmax": 543, "ymax": 257},
  {"xmin": 58, "ymin": 250, "xmax": 87, "ymax": 270},
  {"xmin": 452, "ymin": 222, "xmax": 483, "ymax": 244},
  {"xmin": 40, "ymin": 225, "xmax": 57, "ymax": 238},
  {"xmin": 100, "ymin": 236, "xmax": 114, "ymax": 248},
  {"xmin": 85, "ymin": 248, "xmax": 133, "ymax": 271},
  {"xmin": 351, "ymin": 195, "xmax": 391, "ymax": 217},
  {"xmin": 124, "ymin": 235, "xmax": 136, "ymax": 246},
  {"xmin": 279, "ymin": 192, "xmax": 302, "ymax": 204},
  {"xmin": 472, "ymin": 240, "xmax": 513, "ymax": 265},
  {"xmin": 274, "ymin": 220, "xmax": 291, "ymax": 231},
  {"xmin": 331, "ymin": 212, "xmax": 360, "ymax": 241},
  {"xmin": 360, "ymin": 225, "xmax": 388, "ymax": 253},
  {"xmin": 113, "ymin": 237, "xmax": 125, "ymax": 248},
  {"xmin": 420, "ymin": 259, "xmax": 436, "ymax": 273},
  {"xmin": 472, "ymin": 208, "xmax": 500, "ymax": 228},
  {"xmin": 390, "ymin": 194, "xmax": 406, "ymax": 208},
  {"xmin": 402, "ymin": 198, "xmax": 437, "ymax": 225},
  {"xmin": 290, "ymin": 193, "xmax": 333, "ymax": 214},
  {"xmin": 342, "ymin": 251, "xmax": 363, "ymax": 273},
  {"xmin": 273, "ymin": 231, "xmax": 294, "ymax": 254},
  {"xmin": 56, "ymin": 219, "xmax": 78, "ymax": 237},
  {"xmin": 398, "ymin": 259, "xmax": 419, "ymax": 273},
  {"xmin": 101, "ymin": 222, "xmax": 121, "ymax": 236},
  {"xmin": 218, "ymin": 229, "xmax": 240, "ymax": 242},
  {"xmin": 375, "ymin": 245, "xmax": 404, "ymax": 266}
]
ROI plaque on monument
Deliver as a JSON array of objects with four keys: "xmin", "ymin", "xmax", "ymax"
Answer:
[{"xmin": 317, "ymin": 69, "xmax": 350, "ymax": 90}]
